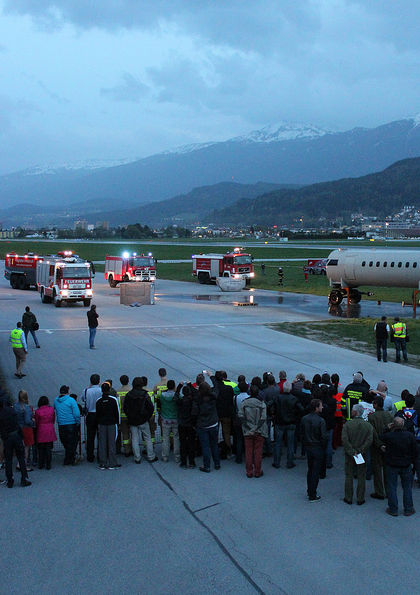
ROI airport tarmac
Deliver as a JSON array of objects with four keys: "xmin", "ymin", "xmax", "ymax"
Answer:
[{"xmin": 0, "ymin": 274, "xmax": 419, "ymax": 594}]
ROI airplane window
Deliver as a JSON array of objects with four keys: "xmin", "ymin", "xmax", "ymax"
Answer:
[
  {"xmin": 361, "ymin": 261, "xmax": 366, "ymax": 267},
  {"xmin": 405, "ymin": 262, "xmax": 409, "ymax": 268},
  {"xmin": 390, "ymin": 262, "xmax": 395, "ymax": 267},
  {"xmin": 398, "ymin": 262, "xmax": 402, "ymax": 268},
  {"xmin": 376, "ymin": 261, "xmax": 380, "ymax": 267},
  {"xmin": 369, "ymin": 261, "xmax": 373, "ymax": 267},
  {"xmin": 383, "ymin": 262, "xmax": 387, "ymax": 267},
  {"xmin": 414, "ymin": 263, "xmax": 418, "ymax": 268}
]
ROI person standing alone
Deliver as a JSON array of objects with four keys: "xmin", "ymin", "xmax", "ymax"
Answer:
[
  {"xmin": 22, "ymin": 306, "xmax": 40, "ymax": 348},
  {"xmin": 374, "ymin": 316, "xmax": 389, "ymax": 362},
  {"xmin": 87, "ymin": 304, "xmax": 98, "ymax": 349},
  {"xmin": 10, "ymin": 322, "xmax": 28, "ymax": 379}
]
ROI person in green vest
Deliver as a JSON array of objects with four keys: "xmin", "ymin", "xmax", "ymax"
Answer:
[{"xmin": 10, "ymin": 322, "xmax": 28, "ymax": 379}]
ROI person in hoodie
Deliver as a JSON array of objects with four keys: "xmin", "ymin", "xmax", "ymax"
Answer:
[
  {"xmin": 238, "ymin": 384, "xmax": 268, "ymax": 478},
  {"xmin": 260, "ymin": 374, "xmax": 280, "ymax": 458},
  {"xmin": 271, "ymin": 381, "xmax": 304, "ymax": 469},
  {"xmin": 54, "ymin": 385, "xmax": 80, "ymax": 465},
  {"xmin": 35, "ymin": 396, "xmax": 57, "ymax": 470},
  {"xmin": 96, "ymin": 382, "xmax": 120, "ymax": 470},
  {"xmin": 123, "ymin": 377, "xmax": 155, "ymax": 464},
  {"xmin": 191, "ymin": 380, "xmax": 220, "ymax": 473}
]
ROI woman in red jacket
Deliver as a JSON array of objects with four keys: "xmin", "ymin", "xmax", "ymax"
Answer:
[{"xmin": 35, "ymin": 396, "xmax": 57, "ymax": 469}]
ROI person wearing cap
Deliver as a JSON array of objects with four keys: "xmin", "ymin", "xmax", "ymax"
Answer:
[
  {"xmin": 341, "ymin": 373, "xmax": 369, "ymax": 422},
  {"xmin": 96, "ymin": 382, "xmax": 121, "ymax": 470},
  {"xmin": 54, "ymin": 385, "xmax": 81, "ymax": 465}
]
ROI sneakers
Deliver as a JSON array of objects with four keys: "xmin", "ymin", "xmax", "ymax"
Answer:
[
  {"xmin": 148, "ymin": 456, "xmax": 158, "ymax": 463},
  {"xmin": 343, "ymin": 498, "xmax": 352, "ymax": 505},
  {"xmin": 309, "ymin": 495, "xmax": 321, "ymax": 502},
  {"xmin": 36, "ymin": 345, "xmax": 41, "ymax": 348},
  {"xmin": 188, "ymin": 463, "xmax": 196, "ymax": 469},
  {"xmin": 199, "ymin": 466, "xmax": 210, "ymax": 473},
  {"xmin": 404, "ymin": 510, "xmax": 416, "ymax": 517},
  {"xmin": 134, "ymin": 459, "xmax": 142, "ymax": 464},
  {"xmin": 370, "ymin": 493, "xmax": 385, "ymax": 500},
  {"xmin": 386, "ymin": 507, "xmax": 398, "ymax": 517},
  {"xmin": 20, "ymin": 479, "xmax": 31, "ymax": 487},
  {"xmin": 108, "ymin": 465, "xmax": 121, "ymax": 470},
  {"xmin": 98, "ymin": 464, "xmax": 107, "ymax": 470}
]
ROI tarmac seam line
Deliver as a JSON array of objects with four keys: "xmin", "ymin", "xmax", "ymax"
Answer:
[{"xmin": 192, "ymin": 502, "xmax": 221, "ymax": 513}]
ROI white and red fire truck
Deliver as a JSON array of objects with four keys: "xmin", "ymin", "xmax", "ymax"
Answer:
[
  {"xmin": 104, "ymin": 252, "xmax": 156, "ymax": 287},
  {"xmin": 192, "ymin": 248, "xmax": 254, "ymax": 284},
  {"xmin": 5, "ymin": 252, "xmax": 44, "ymax": 289},
  {"xmin": 36, "ymin": 252, "xmax": 93, "ymax": 307}
]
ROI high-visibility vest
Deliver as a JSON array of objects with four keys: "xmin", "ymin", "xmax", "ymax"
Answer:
[
  {"xmin": 223, "ymin": 380, "xmax": 239, "ymax": 395},
  {"xmin": 10, "ymin": 328, "xmax": 24, "ymax": 349},
  {"xmin": 392, "ymin": 322, "xmax": 406, "ymax": 338},
  {"xmin": 116, "ymin": 391, "xmax": 128, "ymax": 420},
  {"xmin": 394, "ymin": 400, "xmax": 406, "ymax": 412},
  {"xmin": 341, "ymin": 391, "xmax": 362, "ymax": 421}
]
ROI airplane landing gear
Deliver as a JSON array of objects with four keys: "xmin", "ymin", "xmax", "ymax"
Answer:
[
  {"xmin": 328, "ymin": 290, "xmax": 343, "ymax": 305},
  {"xmin": 328, "ymin": 288, "xmax": 362, "ymax": 306}
]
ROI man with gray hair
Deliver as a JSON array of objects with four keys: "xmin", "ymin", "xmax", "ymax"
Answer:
[{"xmin": 342, "ymin": 403, "xmax": 373, "ymax": 505}]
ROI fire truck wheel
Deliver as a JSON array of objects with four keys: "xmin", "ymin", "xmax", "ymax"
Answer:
[
  {"xmin": 53, "ymin": 292, "xmax": 62, "ymax": 307},
  {"xmin": 83, "ymin": 299, "xmax": 91, "ymax": 307},
  {"xmin": 122, "ymin": 274, "xmax": 130, "ymax": 283},
  {"xmin": 18, "ymin": 276, "xmax": 27, "ymax": 290},
  {"xmin": 198, "ymin": 272, "xmax": 208, "ymax": 284},
  {"xmin": 10, "ymin": 275, "xmax": 18, "ymax": 289},
  {"xmin": 108, "ymin": 275, "xmax": 117, "ymax": 288}
]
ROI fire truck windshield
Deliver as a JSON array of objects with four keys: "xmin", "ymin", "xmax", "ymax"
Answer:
[
  {"xmin": 132, "ymin": 257, "xmax": 154, "ymax": 267},
  {"xmin": 60, "ymin": 266, "xmax": 90, "ymax": 279},
  {"xmin": 234, "ymin": 255, "xmax": 252, "ymax": 265}
]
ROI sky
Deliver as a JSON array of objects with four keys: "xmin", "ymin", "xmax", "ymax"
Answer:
[{"xmin": 1, "ymin": 0, "xmax": 420, "ymax": 174}]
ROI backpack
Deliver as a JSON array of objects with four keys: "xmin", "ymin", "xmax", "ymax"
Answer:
[{"xmin": 399, "ymin": 408, "xmax": 417, "ymax": 435}]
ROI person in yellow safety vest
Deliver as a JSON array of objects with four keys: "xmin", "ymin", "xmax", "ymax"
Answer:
[
  {"xmin": 116, "ymin": 375, "xmax": 132, "ymax": 457},
  {"xmin": 9, "ymin": 322, "xmax": 28, "ymax": 379},
  {"xmin": 391, "ymin": 317, "xmax": 408, "ymax": 363},
  {"xmin": 392, "ymin": 389, "xmax": 409, "ymax": 416}
]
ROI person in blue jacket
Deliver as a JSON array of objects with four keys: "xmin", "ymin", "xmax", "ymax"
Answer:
[{"xmin": 54, "ymin": 385, "xmax": 80, "ymax": 465}]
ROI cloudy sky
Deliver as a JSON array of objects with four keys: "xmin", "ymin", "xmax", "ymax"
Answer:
[{"xmin": 1, "ymin": 0, "xmax": 419, "ymax": 174}]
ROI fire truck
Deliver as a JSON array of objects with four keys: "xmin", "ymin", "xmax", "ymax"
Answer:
[
  {"xmin": 192, "ymin": 248, "xmax": 254, "ymax": 284},
  {"xmin": 104, "ymin": 252, "xmax": 156, "ymax": 287},
  {"xmin": 5, "ymin": 252, "xmax": 44, "ymax": 289},
  {"xmin": 36, "ymin": 252, "xmax": 93, "ymax": 307}
]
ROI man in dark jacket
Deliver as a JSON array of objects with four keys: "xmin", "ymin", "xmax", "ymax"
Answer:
[
  {"xmin": 0, "ymin": 400, "xmax": 31, "ymax": 488},
  {"xmin": 96, "ymin": 382, "xmax": 120, "ymax": 470},
  {"xmin": 87, "ymin": 304, "xmax": 98, "ymax": 349},
  {"xmin": 175, "ymin": 383, "xmax": 196, "ymax": 468},
  {"xmin": 301, "ymin": 399, "xmax": 328, "ymax": 501},
  {"xmin": 342, "ymin": 404, "xmax": 373, "ymax": 505},
  {"xmin": 123, "ymin": 377, "xmax": 155, "ymax": 463},
  {"xmin": 368, "ymin": 396, "xmax": 393, "ymax": 500},
  {"xmin": 380, "ymin": 416, "xmax": 417, "ymax": 516},
  {"xmin": 212, "ymin": 371, "xmax": 234, "ymax": 458},
  {"xmin": 272, "ymin": 381, "xmax": 304, "ymax": 469},
  {"xmin": 22, "ymin": 306, "xmax": 40, "ymax": 348},
  {"xmin": 374, "ymin": 316, "xmax": 389, "ymax": 362},
  {"xmin": 341, "ymin": 373, "xmax": 369, "ymax": 421}
]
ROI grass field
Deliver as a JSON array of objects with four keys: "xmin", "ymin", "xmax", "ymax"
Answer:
[
  {"xmin": 271, "ymin": 319, "xmax": 420, "ymax": 368},
  {"xmin": 2, "ymin": 238, "xmax": 419, "ymax": 303}
]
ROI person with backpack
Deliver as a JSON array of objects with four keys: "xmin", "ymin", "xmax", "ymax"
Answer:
[
  {"xmin": 123, "ymin": 377, "xmax": 155, "ymax": 464},
  {"xmin": 237, "ymin": 384, "xmax": 268, "ymax": 478},
  {"xmin": 22, "ymin": 306, "xmax": 40, "ymax": 348}
]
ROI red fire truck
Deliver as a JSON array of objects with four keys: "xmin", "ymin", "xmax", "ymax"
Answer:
[
  {"xmin": 36, "ymin": 253, "xmax": 93, "ymax": 307},
  {"xmin": 192, "ymin": 248, "xmax": 254, "ymax": 284},
  {"xmin": 5, "ymin": 252, "xmax": 44, "ymax": 289},
  {"xmin": 104, "ymin": 252, "xmax": 156, "ymax": 287}
]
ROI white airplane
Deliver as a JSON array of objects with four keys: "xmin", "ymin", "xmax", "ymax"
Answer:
[{"xmin": 326, "ymin": 248, "xmax": 420, "ymax": 305}]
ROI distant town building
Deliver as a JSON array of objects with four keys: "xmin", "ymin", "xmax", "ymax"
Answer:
[{"xmin": 73, "ymin": 219, "xmax": 88, "ymax": 231}]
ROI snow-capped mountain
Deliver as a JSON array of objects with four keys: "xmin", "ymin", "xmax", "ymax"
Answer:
[
  {"xmin": 1, "ymin": 116, "xmax": 420, "ymax": 210},
  {"xmin": 22, "ymin": 157, "xmax": 139, "ymax": 177},
  {"xmin": 233, "ymin": 121, "xmax": 332, "ymax": 143}
]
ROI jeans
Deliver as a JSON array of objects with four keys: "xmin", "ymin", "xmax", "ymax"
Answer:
[
  {"xmin": 179, "ymin": 425, "xmax": 196, "ymax": 465},
  {"xmin": 306, "ymin": 445, "xmax": 324, "ymax": 499},
  {"xmin": 24, "ymin": 328, "xmax": 39, "ymax": 347},
  {"xmin": 234, "ymin": 424, "xmax": 244, "ymax": 463},
  {"xmin": 38, "ymin": 442, "xmax": 53, "ymax": 469},
  {"xmin": 244, "ymin": 434, "xmax": 264, "ymax": 477},
  {"xmin": 58, "ymin": 424, "xmax": 78, "ymax": 465},
  {"xmin": 394, "ymin": 338, "xmax": 408, "ymax": 362},
  {"xmin": 4, "ymin": 431, "xmax": 28, "ymax": 482},
  {"xmin": 89, "ymin": 327, "xmax": 97, "ymax": 348},
  {"xmin": 86, "ymin": 412, "xmax": 97, "ymax": 462},
  {"xmin": 376, "ymin": 338, "xmax": 387, "ymax": 361},
  {"xmin": 264, "ymin": 418, "xmax": 273, "ymax": 455},
  {"xmin": 130, "ymin": 423, "xmax": 155, "ymax": 462},
  {"xmin": 386, "ymin": 465, "xmax": 414, "ymax": 514},
  {"xmin": 326, "ymin": 429, "xmax": 334, "ymax": 467},
  {"xmin": 197, "ymin": 426, "xmax": 220, "ymax": 470},
  {"xmin": 273, "ymin": 424, "xmax": 296, "ymax": 466},
  {"xmin": 161, "ymin": 419, "xmax": 180, "ymax": 461}
]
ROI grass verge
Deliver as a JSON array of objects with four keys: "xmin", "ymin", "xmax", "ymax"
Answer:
[{"xmin": 270, "ymin": 319, "xmax": 420, "ymax": 368}]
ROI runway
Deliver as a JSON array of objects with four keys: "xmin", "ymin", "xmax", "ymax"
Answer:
[{"xmin": 0, "ymin": 273, "xmax": 419, "ymax": 594}]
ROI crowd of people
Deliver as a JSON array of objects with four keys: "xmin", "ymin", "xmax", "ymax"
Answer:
[{"xmin": 0, "ymin": 367, "xmax": 419, "ymax": 516}]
